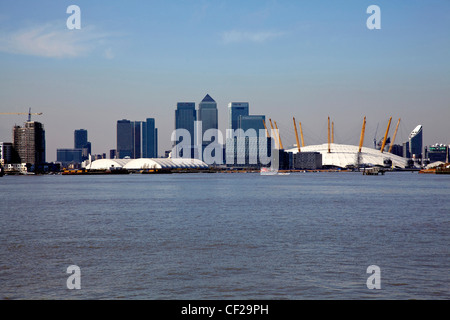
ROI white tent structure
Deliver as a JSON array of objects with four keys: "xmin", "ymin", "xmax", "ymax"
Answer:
[
  {"xmin": 286, "ymin": 143, "xmax": 408, "ymax": 168},
  {"xmin": 86, "ymin": 158, "xmax": 209, "ymax": 170}
]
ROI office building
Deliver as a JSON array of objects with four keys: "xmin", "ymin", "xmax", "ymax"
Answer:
[
  {"xmin": 57, "ymin": 148, "xmax": 83, "ymax": 167},
  {"xmin": 293, "ymin": 152, "xmax": 323, "ymax": 170},
  {"xmin": 426, "ymin": 144, "xmax": 449, "ymax": 163},
  {"xmin": 409, "ymin": 125, "xmax": 423, "ymax": 160},
  {"xmin": 117, "ymin": 119, "xmax": 133, "ymax": 159},
  {"xmin": 142, "ymin": 118, "xmax": 158, "ymax": 158},
  {"xmin": 227, "ymin": 102, "xmax": 249, "ymax": 138},
  {"xmin": 174, "ymin": 102, "xmax": 196, "ymax": 158},
  {"xmin": 0, "ymin": 142, "xmax": 18, "ymax": 165},
  {"xmin": 198, "ymin": 94, "xmax": 218, "ymax": 155},
  {"xmin": 13, "ymin": 121, "xmax": 46, "ymax": 165},
  {"xmin": 132, "ymin": 121, "xmax": 142, "ymax": 159},
  {"xmin": 74, "ymin": 129, "xmax": 91, "ymax": 161}
]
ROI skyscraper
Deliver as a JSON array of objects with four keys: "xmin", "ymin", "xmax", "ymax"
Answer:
[
  {"xmin": 132, "ymin": 121, "xmax": 142, "ymax": 159},
  {"xmin": 198, "ymin": 94, "xmax": 218, "ymax": 156},
  {"xmin": 13, "ymin": 121, "xmax": 46, "ymax": 165},
  {"xmin": 174, "ymin": 102, "xmax": 196, "ymax": 158},
  {"xmin": 74, "ymin": 129, "xmax": 91, "ymax": 160},
  {"xmin": 227, "ymin": 102, "xmax": 249, "ymax": 138},
  {"xmin": 142, "ymin": 118, "xmax": 158, "ymax": 158},
  {"xmin": 409, "ymin": 125, "xmax": 423, "ymax": 160},
  {"xmin": 117, "ymin": 119, "xmax": 133, "ymax": 159}
]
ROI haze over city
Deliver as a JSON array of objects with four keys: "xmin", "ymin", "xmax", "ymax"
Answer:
[{"xmin": 1, "ymin": 0, "xmax": 449, "ymax": 162}]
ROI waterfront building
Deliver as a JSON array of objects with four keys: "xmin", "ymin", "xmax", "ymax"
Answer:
[
  {"xmin": 74, "ymin": 129, "xmax": 91, "ymax": 161},
  {"xmin": 227, "ymin": 102, "xmax": 249, "ymax": 139},
  {"xmin": 13, "ymin": 121, "xmax": 46, "ymax": 165},
  {"xmin": 426, "ymin": 144, "xmax": 449, "ymax": 163},
  {"xmin": 174, "ymin": 102, "xmax": 197, "ymax": 158},
  {"xmin": 132, "ymin": 121, "xmax": 142, "ymax": 159},
  {"xmin": 0, "ymin": 142, "xmax": 19, "ymax": 165},
  {"xmin": 293, "ymin": 152, "xmax": 323, "ymax": 170},
  {"xmin": 409, "ymin": 125, "xmax": 423, "ymax": 161},
  {"xmin": 117, "ymin": 119, "xmax": 133, "ymax": 159},
  {"xmin": 142, "ymin": 118, "xmax": 158, "ymax": 158},
  {"xmin": 198, "ymin": 94, "xmax": 218, "ymax": 154},
  {"xmin": 57, "ymin": 148, "xmax": 83, "ymax": 167}
]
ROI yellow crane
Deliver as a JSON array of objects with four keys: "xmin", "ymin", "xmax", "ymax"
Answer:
[
  {"xmin": 388, "ymin": 118, "xmax": 401, "ymax": 153},
  {"xmin": 380, "ymin": 117, "xmax": 392, "ymax": 153},
  {"xmin": 0, "ymin": 108, "xmax": 43, "ymax": 122},
  {"xmin": 293, "ymin": 117, "xmax": 301, "ymax": 153}
]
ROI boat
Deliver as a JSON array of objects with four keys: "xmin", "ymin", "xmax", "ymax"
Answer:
[
  {"xmin": 0, "ymin": 165, "xmax": 4, "ymax": 177},
  {"xmin": 260, "ymin": 167, "xmax": 290, "ymax": 176}
]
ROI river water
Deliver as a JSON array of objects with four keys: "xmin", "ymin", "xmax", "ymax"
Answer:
[{"xmin": 0, "ymin": 172, "xmax": 448, "ymax": 299}]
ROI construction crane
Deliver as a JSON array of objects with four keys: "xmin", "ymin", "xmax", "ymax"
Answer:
[
  {"xmin": 388, "ymin": 118, "xmax": 401, "ymax": 153},
  {"xmin": 0, "ymin": 108, "xmax": 43, "ymax": 122}
]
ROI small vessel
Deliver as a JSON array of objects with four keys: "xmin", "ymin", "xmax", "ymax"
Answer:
[
  {"xmin": 0, "ymin": 165, "xmax": 4, "ymax": 177},
  {"xmin": 260, "ymin": 167, "xmax": 290, "ymax": 176}
]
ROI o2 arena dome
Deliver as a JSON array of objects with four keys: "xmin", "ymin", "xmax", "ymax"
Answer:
[
  {"xmin": 86, "ymin": 158, "xmax": 208, "ymax": 170},
  {"xmin": 286, "ymin": 143, "xmax": 408, "ymax": 168}
]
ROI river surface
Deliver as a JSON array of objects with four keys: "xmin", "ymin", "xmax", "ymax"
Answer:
[{"xmin": 0, "ymin": 172, "xmax": 448, "ymax": 299}]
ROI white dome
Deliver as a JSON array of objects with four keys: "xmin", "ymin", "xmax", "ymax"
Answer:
[
  {"xmin": 87, "ymin": 158, "xmax": 209, "ymax": 170},
  {"xmin": 286, "ymin": 143, "xmax": 408, "ymax": 168}
]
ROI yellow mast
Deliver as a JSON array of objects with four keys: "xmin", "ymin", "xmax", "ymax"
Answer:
[
  {"xmin": 327, "ymin": 117, "xmax": 331, "ymax": 153},
  {"xmin": 299, "ymin": 122, "xmax": 305, "ymax": 147},
  {"xmin": 269, "ymin": 119, "xmax": 279, "ymax": 149},
  {"xmin": 331, "ymin": 121, "xmax": 334, "ymax": 144},
  {"xmin": 380, "ymin": 117, "xmax": 392, "ymax": 153},
  {"xmin": 358, "ymin": 116, "xmax": 366, "ymax": 153},
  {"xmin": 274, "ymin": 121, "xmax": 284, "ymax": 150},
  {"xmin": 262, "ymin": 119, "xmax": 270, "ymax": 138},
  {"xmin": 293, "ymin": 117, "xmax": 301, "ymax": 153},
  {"xmin": 388, "ymin": 118, "xmax": 401, "ymax": 153}
]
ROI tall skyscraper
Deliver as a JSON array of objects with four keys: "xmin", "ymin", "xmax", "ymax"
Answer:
[
  {"xmin": 198, "ymin": 94, "xmax": 218, "ymax": 155},
  {"xmin": 174, "ymin": 102, "xmax": 196, "ymax": 158},
  {"xmin": 74, "ymin": 129, "xmax": 91, "ymax": 160},
  {"xmin": 132, "ymin": 121, "xmax": 142, "ymax": 159},
  {"xmin": 142, "ymin": 118, "xmax": 158, "ymax": 158},
  {"xmin": 13, "ymin": 121, "xmax": 46, "ymax": 165},
  {"xmin": 117, "ymin": 119, "xmax": 133, "ymax": 159},
  {"xmin": 227, "ymin": 102, "xmax": 249, "ymax": 138},
  {"xmin": 409, "ymin": 125, "xmax": 423, "ymax": 160}
]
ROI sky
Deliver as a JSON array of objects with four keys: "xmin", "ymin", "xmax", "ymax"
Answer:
[{"xmin": 0, "ymin": 0, "xmax": 449, "ymax": 161}]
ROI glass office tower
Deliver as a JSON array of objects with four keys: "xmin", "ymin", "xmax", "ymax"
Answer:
[
  {"xmin": 117, "ymin": 119, "xmax": 133, "ymax": 159},
  {"xmin": 227, "ymin": 102, "xmax": 249, "ymax": 138},
  {"xmin": 198, "ymin": 94, "xmax": 218, "ymax": 156},
  {"xmin": 174, "ymin": 102, "xmax": 196, "ymax": 158},
  {"xmin": 142, "ymin": 118, "xmax": 158, "ymax": 158},
  {"xmin": 409, "ymin": 125, "xmax": 423, "ymax": 160}
]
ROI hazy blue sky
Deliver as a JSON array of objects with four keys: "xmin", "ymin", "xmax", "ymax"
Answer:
[{"xmin": 1, "ymin": 0, "xmax": 449, "ymax": 161}]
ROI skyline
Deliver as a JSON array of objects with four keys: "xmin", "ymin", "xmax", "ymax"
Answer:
[{"xmin": 1, "ymin": 1, "xmax": 449, "ymax": 161}]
